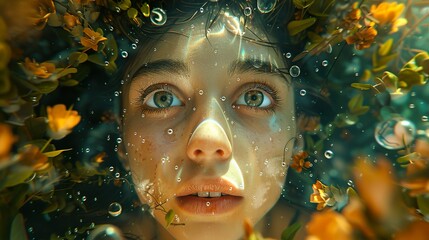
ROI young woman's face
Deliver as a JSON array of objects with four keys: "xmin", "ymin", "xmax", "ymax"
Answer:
[{"xmin": 122, "ymin": 15, "xmax": 296, "ymax": 240}]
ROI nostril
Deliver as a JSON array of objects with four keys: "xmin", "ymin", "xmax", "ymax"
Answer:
[
  {"xmin": 216, "ymin": 149, "xmax": 224, "ymax": 157},
  {"xmin": 194, "ymin": 149, "xmax": 203, "ymax": 156}
]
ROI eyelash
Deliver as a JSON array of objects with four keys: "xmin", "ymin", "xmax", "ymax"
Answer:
[
  {"xmin": 134, "ymin": 84, "xmax": 176, "ymax": 114},
  {"xmin": 134, "ymin": 81, "xmax": 281, "ymax": 114},
  {"xmin": 237, "ymin": 81, "xmax": 281, "ymax": 113}
]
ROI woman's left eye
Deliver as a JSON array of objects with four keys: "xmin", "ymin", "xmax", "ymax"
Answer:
[
  {"xmin": 236, "ymin": 89, "xmax": 272, "ymax": 108},
  {"xmin": 145, "ymin": 90, "xmax": 182, "ymax": 108}
]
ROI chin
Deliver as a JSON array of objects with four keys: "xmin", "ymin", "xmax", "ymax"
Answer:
[{"xmin": 166, "ymin": 221, "xmax": 244, "ymax": 240}]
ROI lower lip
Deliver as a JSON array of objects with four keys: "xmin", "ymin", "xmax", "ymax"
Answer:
[{"xmin": 175, "ymin": 195, "xmax": 243, "ymax": 215}]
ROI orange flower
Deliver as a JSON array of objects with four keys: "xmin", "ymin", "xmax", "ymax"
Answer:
[
  {"xmin": 47, "ymin": 104, "xmax": 81, "ymax": 140},
  {"xmin": 28, "ymin": 0, "xmax": 56, "ymax": 30},
  {"xmin": 290, "ymin": 151, "xmax": 312, "ymax": 173},
  {"xmin": 94, "ymin": 152, "xmax": 106, "ymax": 163},
  {"xmin": 310, "ymin": 180, "xmax": 337, "ymax": 210},
  {"xmin": 306, "ymin": 211, "xmax": 353, "ymax": 240},
  {"xmin": 401, "ymin": 159, "xmax": 429, "ymax": 196},
  {"xmin": 342, "ymin": 199, "xmax": 377, "ymax": 239},
  {"xmin": 63, "ymin": 13, "xmax": 81, "ymax": 30},
  {"xmin": 370, "ymin": 2, "xmax": 407, "ymax": 33},
  {"xmin": 19, "ymin": 145, "xmax": 49, "ymax": 171},
  {"xmin": 346, "ymin": 27, "xmax": 378, "ymax": 50},
  {"xmin": 0, "ymin": 124, "xmax": 16, "ymax": 161},
  {"xmin": 23, "ymin": 58, "xmax": 56, "ymax": 79},
  {"xmin": 344, "ymin": 8, "xmax": 362, "ymax": 29},
  {"xmin": 80, "ymin": 28, "xmax": 107, "ymax": 51},
  {"xmin": 394, "ymin": 220, "xmax": 429, "ymax": 240}
]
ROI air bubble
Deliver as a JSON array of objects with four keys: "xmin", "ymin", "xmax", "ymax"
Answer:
[
  {"xmin": 131, "ymin": 43, "xmax": 137, "ymax": 49},
  {"xmin": 85, "ymin": 148, "xmax": 90, "ymax": 153},
  {"xmin": 177, "ymin": 177, "xmax": 181, "ymax": 182},
  {"xmin": 289, "ymin": 65, "xmax": 300, "ymax": 77},
  {"xmin": 109, "ymin": 166, "xmax": 114, "ymax": 172},
  {"xmin": 206, "ymin": 201, "xmax": 211, "ymax": 206},
  {"xmin": 167, "ymin": 129, "xmax": 174, "ymax": 134},
  {"xmin": 82, "ymin": 196, "xmax": 87, "ymax": 202},
  {"xmin": 299, "ymin": 89, "xmax": 306, "ymax": 96},
  {"xmin": 324, "ymin": 150, "xmax": 334, "ymax": 159},
  {"xmin": 244, "ymin": 7, "xmax": 252, "ymax": 16},
  {"xmin": 285, "ymin": 52, "xmax": 292, "ymax": 58},
  {"xmin": 200, "ymin": 7, "xmax": 204, "ymax": 13},
  {"xmin": 199, "ymin": 90, "xmax": 204, "ymax": 95},
  {"xmin": 422, "ymin": 116, "xmax": 428, "ymax": 122},
  {"xmin": 115, "ymin": 172, "xmax": 120, "ymax": 178},
  {"xmin": 108, "ymin": 202, "xmax": 122, "ymax": 217},
  {"xmin": 374, "ymin": 118, "xmax": 416, "ymax": 150},
  {"xmin": 150, "ymin": 8, "xmax": 167, "ymax": 26},
  {"xmin": 257, "ymin": 0, "xmax": 276, "ymax": 13},
  {"xmin": 322, "ymin": 60, "xmax": 328, "ymax": 67},
  {"xmin": 114, "ymin": 91, "xmax": 119, "ymax": 96},
  {"xmin": 220, "ymin": 96, "xmax": 226, "ymax": 101},
  {"xmin": 174, "ymin": 165, "xmax": 179, "ymax": 170},
  {"xmin": 116, "ymin": 138, "xmax": 122, "ymax": 144},
  {"xmin": 121, "ymin": 51, "xmax": 128, "ymax": 58}
]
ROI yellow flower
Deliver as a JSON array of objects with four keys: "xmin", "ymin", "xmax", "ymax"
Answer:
[
  {"xmin": 63, "ymin": 13, "xmax": 81, "ymax": 30},
  {"xmin": 0, "ymin": 124, "xmax": 16, "ymax": 161},
  {"xmin": 19, "ymin": 145, "xmax": 49, "ymax": 171},
  {"xmin": 370, "ymin": 2, "xmax": 407, "ymax": 33},
  {"xmin": 24, "ymin": 58, "xmax": 56, "ymax": 79},
  {"xmin": 346, "ymin": 27, "xmax": 378, "ymax": 50},
  {"xmin": 28, "ymin": 0, "xmax": 56, "ymax": 30},
  {"xmin": 290, "ymin": 151, "xmax": 312, "ymax": 173},
  {"xmin": 80, "ymin": 28, "xmax": 107, "ymax": 51},
  {"xmin": 47, "ymin": 104, "xmax": 81, "ymax": 140},
  {"xmin": 306, "ymin": 211, "xmax": 353, "ymax": 240},
  {"xmin": 310, "ymin": 180, "xmax": 337, "ymax": 210}
]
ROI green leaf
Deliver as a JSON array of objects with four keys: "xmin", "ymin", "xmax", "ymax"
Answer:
[
  {"xmin": 127, "ymin": 8, "xmax": 138, "ymax": 19},
  {"xmin": 287, "ymin": 18, "xmax": 316, "ymax": 36},
  {"xmin": 141, "ymin": 3, "xmax": 150, "ymax": 17},
  {"xmin": 69, "ymin": 52, "xmax": 88, "ymax": 66},
  {"xmin": 10, "ymin": 214, "xmax": 27, "ymax": 240},
  {"xmin": 417, "ymin": 195, "xmax": 429, "ymax": 216},
  {"xmin": 118, "ymin": 0, "xmax": 131, "ymax": 10},
  {"xmin": 43, "ymin": 149, "xmax": 72, "ymax": 158},
  {"xmin": 165, "ymin": 209, "xmax": 175, "ymax": 227},
  {"xmin": 55, "ymin": 68, "xmax": 78, "ymax": 79},
  {"xmin": 105, "ymin": 34, "xmax": 118, "ymax": 62},
  {"xmin": 351, "ymin": 83, "xmax": 373, "ymax": 91},
  {"xmin": 293, "ymin": 0, "xmax": 315, "ymax": 9},
  {"xmin": 60, "ymin": 79, "xmax": 79, "ymax": 87},
  {"xmin": 281, "ymin": 222, "xmax": 301, "ymax": 240},
  {"xmin": 398, "ymin": 68, "xmax": 426, "ymax": 89},
  {"xmin": 346, "ymin": 187, "xmax": 358, "ymax": 199},
  {"xmin": 35, "ymin": 80, "xmax": 59, "ymax": 94},
  {"xmin": 348, "ymin": 93, "xmax": 364, "ymax": 113},
  {"xmin": 397, "ymin": 152, "xmax": 420, "ymax": 164},
  {"xmin": 42, "ymin": 201, "xmax": 59, "ymax": 214},
  {"xmin": 378, "ymin": 38, "xmax": 393, "ymax": 57},
  {"xmin": 3, "ymin": 168, "xmax": 34, "ymax": 188}
]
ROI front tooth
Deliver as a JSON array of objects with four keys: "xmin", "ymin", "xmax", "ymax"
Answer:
[
  {"xmin": 209, "ymin": 192, "xmax": 221, "ymax": 197},
  {"xmin": 198, "ymin": 192, "xmax": 209, "ymax": 197}
]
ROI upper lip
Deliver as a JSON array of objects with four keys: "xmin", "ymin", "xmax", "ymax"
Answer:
[{"xmin": 176, "ymin": 178, "xmax": 243, "ymax": 197}]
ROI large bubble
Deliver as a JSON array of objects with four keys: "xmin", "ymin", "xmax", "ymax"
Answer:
[{"xmin": 374, "ymin": 118, "xmax": 416, "ymax": 150}]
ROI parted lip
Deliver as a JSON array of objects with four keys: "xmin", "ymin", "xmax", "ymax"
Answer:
[{"xmin": 175, "ymin": 178, "xmax": 243, "ymax": 197}]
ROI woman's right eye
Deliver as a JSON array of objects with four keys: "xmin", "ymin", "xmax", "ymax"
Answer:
[{"xmin": 144, "ymin": 90, "xmax": 182, "ymax": 109}]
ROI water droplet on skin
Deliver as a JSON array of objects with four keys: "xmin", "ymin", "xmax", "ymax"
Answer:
[
  {"xmin": 108, "ymin": 202, "xmax": 122, "ymax": 217},
  {"xmin": 220, "ymin": 96, "xmax": 226, "ymax": 101},
  {"xmin": 131, "ymin": 43, "xmax": 137, "ymax": 49},
  {"xmin": 374, "ymin": 118, "xmax": 416, "ymax": 150},
  {"xmin": 206, "ymin": 201, "xmax": 211, "ymax": 206},
  {"xmin": 167, "ymin": 129, "xmax": 174, "ymax": 134},
  {"xmin": 289, "ymin": 65, "xmax": 300, "ymax": 77},
  {"xmin": 150, "ymin": 8, "xmax": 167, "ymax": 26},
  {"xmin": 257, "ymin": 0, "xmax": 276, "ymax": 13},
  {"xmin": 174, "ymin": 165, "xmax": 179, "ymax": 170},
  {"xmin": 285, "ymin": 52, "xmax": 292, "ymax": 58},
  {"xmin": 322, "ymin": 60, "xmax": 328, "ymax": 66},
  {"xmin": 177, "ymin": 178, "xmax": 181, "ymax": 182},
  {"xmin": 199, "ymin": 90, "xmax": 204, "ymax": 95},
  {"xmin": 282, "ymin": 162, "xmax": 286, "ymax": 167},
  {"xmin": 299, "ymin": 89, "xmax": 306, "ymax": 96},
  {"xmin": 116, "ymin": 138, "xmax": 122, "ymax": 144},
  {"xmin": 244, "ymin": 6, "xmax": 252, "ymax": 16},
  {"xmin": 324, "ymin": 150, "xmax": 334, "ymax": 159}
]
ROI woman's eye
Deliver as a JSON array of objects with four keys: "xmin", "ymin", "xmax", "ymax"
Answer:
[
  {"xmin": 236, "ymin": 89, "xmax": 272, "ymax": 108},
  {"xmin": 145, "ymin": 90, "xmax": 182, "ymax": 108}
]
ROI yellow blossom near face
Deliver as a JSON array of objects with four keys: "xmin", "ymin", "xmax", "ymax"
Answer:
[
  {"xmin": 80, "ymin": 28, "xmax": 108, "ymax": 51},
  {"xmin": 345, "ymin": 27, "xmax": 378, "ymax": 50},
  {"xmin": 310, "ymin": 180, "xmax": 337, "ymax": 210},
  {"xmin": 19, "ymin": 145, "xmax": 49, "ymax": 171},
  {"xmin": 47, "ymin": 104, "xmax": 81, "ymax": 140},
  {"xmin": 0, "ymin": 124, "xmax": 16, "ymax": 161},
  {"xmin": 370, "ymin": 2, "xmax": 407, "ymax": 33},
  {"xmin": 306, "ymin": 211, "xmax": 353, "ymax": 240},
  {"xmin": 24, "ymin": 57, "xmax": 56, "ymax": 79},
  {"xmin": 28, "ymin": 0, "xmax": 56, "ymax": 30}
]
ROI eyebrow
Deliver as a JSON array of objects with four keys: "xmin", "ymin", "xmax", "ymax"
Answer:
[
  {"xmin": 227, "ymin": 59, "xmax": 280, "ymax": 76},
  {"xmin": 133, "ymin": 59, "xmax": 189, "ymax": 78}
]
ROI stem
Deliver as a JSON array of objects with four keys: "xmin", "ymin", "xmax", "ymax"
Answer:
[
  {"xmin": 397, "ymin": 12, "xmax": 429, "ymax": 46},
  {"xmin": 40, "ymin": 138, "xmax": 53, "ymax": 152}
]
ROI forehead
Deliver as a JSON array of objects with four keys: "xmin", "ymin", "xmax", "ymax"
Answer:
[{"xmin": 131, "ymin": 14, "xmax": 284, "ymax": 70}]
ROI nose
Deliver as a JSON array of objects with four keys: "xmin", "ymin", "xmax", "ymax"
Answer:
[{"xmin": 186, "ymin": 119, "xmax": 232, "ymax": 164}]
